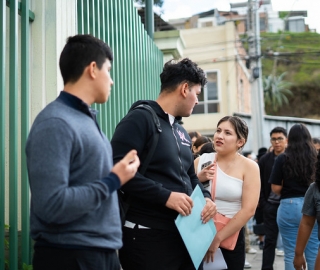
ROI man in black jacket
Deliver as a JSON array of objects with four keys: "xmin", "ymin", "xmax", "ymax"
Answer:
[
  {"xmin": 111, "ymin": 58, "xmax": 217, "ymax": 270},
  {"xmin": 259, "ymin": 127, "xmax": 287, "ymax": 270}
]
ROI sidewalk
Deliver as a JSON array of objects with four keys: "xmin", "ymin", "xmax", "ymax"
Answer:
[{"xmin": 245, "ymin": 243, "xmax": 284, "ymax": 270}]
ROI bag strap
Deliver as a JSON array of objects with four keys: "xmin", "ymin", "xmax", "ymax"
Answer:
[
  {"xmin": 132, "ymin": 104, "xmax": 162, "ymax": 175},
  {"xmin": 119, "ymin": 104, "xmax": 162, "ymax": 216},
  {"xmin": 210, "ymin": 155, "xmax": 217, "ymax": 201}
]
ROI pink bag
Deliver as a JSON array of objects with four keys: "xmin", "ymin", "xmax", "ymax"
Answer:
[{"xmin": 211, "ymin": 160, "xmax": 240, "ymax": 250}]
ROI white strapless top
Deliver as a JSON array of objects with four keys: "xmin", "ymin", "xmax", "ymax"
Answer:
[{"xmin": 197, "ymin": 153, "xmax": 243, "ymax": 218}]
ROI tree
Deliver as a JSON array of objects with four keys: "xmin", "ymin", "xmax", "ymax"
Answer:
[
  {"xmin": 263, "ymin": 72, "xmax": 293, "ymax": 112},
  {"xmin": 134, "ymin": 0, "xmax": 164, "ymax": 7}
]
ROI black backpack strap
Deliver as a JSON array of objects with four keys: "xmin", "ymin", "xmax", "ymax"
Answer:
[
  {"xmin": 118, "ymin": 104, "xmax": 162, "ymax": 225},
  {"xmin": 132, "ymin": 104, "xmax": 162, "ymax": 174}
]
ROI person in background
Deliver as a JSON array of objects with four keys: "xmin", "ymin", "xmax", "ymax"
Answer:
[
  {"xmin": 259, "ymin": 127, "xmax": 287, "ymax": 270},
  {"xmin": 293, "ymin": 150, "xmax": 320, "ymax": 270},
  {"xmin": 242, "ymin": 151, "xmax": 257, "ymax": 269},
  {"xmin": 243, "ymin": 151, "xmax": 258, "ymax": 269},
  {"xmin": 26, "ymin": 34, "xmax": 140, "ymax": 270},
  {"xmin": 188, "ymin": 131, "xmax": 201, "ymax": 144},
  {"xmin": 254, "ymin": 147, "xmax": 267, "ymax": 250},
  {"xmin": 195, "ymin": 116, "xmax": 260, "ymax": 270},
  {"xmin": 197, "ymin": 142, "xmax": 215, "ymax": 156},
  {"xmin": 192, "ymin": 136, "xmax": 212, "ymax": 159},
  {"xmin": 111, "ymin": 58, "xmax": 217, "ymax": 270},
  {"xmin": 313, "ymin": 137, "xmax": 320, "ymax": 151},
  {"xmin": 270, "ymin": 123, "xmax": 319, "ymax": 270}
]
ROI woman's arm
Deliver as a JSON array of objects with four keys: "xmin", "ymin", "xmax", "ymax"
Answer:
[
  {"xmin": 293, "ymin": 215, "xmax": 316, "ymax": 270},
  {"xmin": 271, "ymin": 183, "xmax": 282, "ymax": 195}
]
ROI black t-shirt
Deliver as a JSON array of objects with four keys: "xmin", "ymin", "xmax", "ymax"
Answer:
[{"xmin": 269, "ymin": 154, "xmax": 309, "ymax": 199}]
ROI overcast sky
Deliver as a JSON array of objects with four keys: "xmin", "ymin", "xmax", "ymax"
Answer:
[{"xmin": 157, "ymin": 0, "xmax": 320, "ymax": 33}]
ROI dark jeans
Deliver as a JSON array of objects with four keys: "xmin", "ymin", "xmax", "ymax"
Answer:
[
  {"xmin": 119, "ymin": 226, "xmax": 199, "ymax": 270},
  {"xmin": 262, "ymin": 202, "xmax": 279, "ymax": 270},
  {"xmin": 220, "ymin": 227, "xmax": 245, "ymax": 270},
  {"xmin": 33, "ymin": 245, "xmax": 120, "ymax": 270}
]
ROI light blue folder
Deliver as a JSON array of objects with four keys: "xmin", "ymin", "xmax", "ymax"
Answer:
[{"xmin": 175, "ymin": 185, "xmax": 217, "ymax": 270}]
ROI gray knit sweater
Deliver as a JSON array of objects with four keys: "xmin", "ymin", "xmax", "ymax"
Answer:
[{"xmin": 26, "ymin": 92, "xmax": 121, "ymax": 250}]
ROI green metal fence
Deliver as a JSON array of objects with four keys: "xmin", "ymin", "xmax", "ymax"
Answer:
[
  {"xmin": 1, "ymin": 1, "xmax": 34, "ymax": 269},
  {"xmin": 77, "ymin": 0, "xmax": 163, "ymax": 138},
  {"xmin": 1, "ymin": 0, "xmax": 163, "ymax": 269}
]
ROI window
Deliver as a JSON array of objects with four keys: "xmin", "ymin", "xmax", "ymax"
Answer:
[{"xmin": 193, "ymin": 71, "xmax": 220, "ymax": 114}]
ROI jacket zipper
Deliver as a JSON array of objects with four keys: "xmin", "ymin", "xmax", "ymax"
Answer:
[{"xmin": 172, "ymin": 124, "xmax": 188, "ymax": 192}]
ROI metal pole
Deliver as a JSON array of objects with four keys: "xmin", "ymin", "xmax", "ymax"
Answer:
[
  {"xmin": 254, "ymin": 0, "xmax": 265, "ymax": 148},
  {"xmin": 9, "ymin": 0, "xmax": 19, "ymax": 268},
  {"xmin": 145, "ymin": 0, "xmax": 154, "ymax": 39},
  {"xmin": 0, "ymin": 0, "xmax": 6, "ymax": 268},
  {"xmin": 21, "ymin": 0, "xmax": 31, "ymax": 265},
  {"xmin": 247, "ymin": 0, "xmax": 265, "ymax": 153}
]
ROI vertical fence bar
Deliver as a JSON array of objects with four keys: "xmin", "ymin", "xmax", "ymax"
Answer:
[
  {"xmin": 9, "ymin": 0, "xmax": 19, "ymax": 268},
  {"xmin": 76, "ymin": 0, "xmax": 163, "ymax": 136},
  {"xmin": 77, "ymin": 0, "xmax": 84, "ymax": 34},
  {"xmin": 21, "ymin": 0, "xmax": 31, "ymax": 265},
  {"xmin": 94, "ymin": 0, "xmax": 102, "ymax": 126},
  {"xmin": 106, "ymin": 0, "xmax": 114, "ymax": 138},
  {"xmin": 83, "ymin": 0, "xmax": 89, "ymax": 34},
  {"xmin": 100, "ymin": 0, "xmax": 107, "ymax": 132},
  {"xmin": 0, "ymin": 0, "xmax": 6, "ymax": 268}
]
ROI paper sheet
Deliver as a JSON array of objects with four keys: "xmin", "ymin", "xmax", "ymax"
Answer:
[
  {"xmin": 175, "ymin": 185, "xmax": 217, "ymax": 270},
  {"xmin": 203, "ymin": 248, "xmax": 228, "ymax": 270}
]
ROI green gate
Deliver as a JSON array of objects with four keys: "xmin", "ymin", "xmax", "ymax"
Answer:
[{"xmin": 77, "ymin": 0, "xmax": 163, "ymax": 138}]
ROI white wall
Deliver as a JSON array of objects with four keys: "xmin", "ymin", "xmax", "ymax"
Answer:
[{"xmin": 30, "ymin": 0, "xmax": 77, "ymax": 122}]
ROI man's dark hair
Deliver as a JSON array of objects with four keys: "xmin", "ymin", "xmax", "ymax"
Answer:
[
  {"xmin": 313, "ymin": 137, "xmax": 320, "ymax": 144},
  {"xmin": 160, "ymin": 58, "xmax": 207, "ymax": 93},
  {"xmin": 270, "ymin": 127, "xmax": 287, "ymax": 137},
  {"xmin": 59, "ymin": 34, "xmax": 113, "ymax": 85}
]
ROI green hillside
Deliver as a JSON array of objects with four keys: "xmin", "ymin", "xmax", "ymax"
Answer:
[{"xmin": 245, "ymin": 32, "xmax": 320, "ymax": 118}]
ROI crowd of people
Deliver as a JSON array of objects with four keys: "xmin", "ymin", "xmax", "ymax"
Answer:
[{"xmin": 25, "ymin": 34, "xmax": 320, "ymax": 270}]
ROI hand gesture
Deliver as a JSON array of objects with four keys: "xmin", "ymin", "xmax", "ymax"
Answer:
[
  {"xmin": 197, "ymin": 163, "xmax": 215, "ymax": 182},
  {"xmin": 165, "ymin": 192, "xmax": 193, "ymax": 216},
  {"xmin": 112, "ymin": 150, "xmax": 140, "ymax": 185}
]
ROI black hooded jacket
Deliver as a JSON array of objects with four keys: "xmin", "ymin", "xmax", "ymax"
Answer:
[{"xmin": 111, "ymin": 100, "xmax": 211, "ymax": 231}]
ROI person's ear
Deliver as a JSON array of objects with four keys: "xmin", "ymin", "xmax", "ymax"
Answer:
[
  {"xmin": 237, "ymin": 139, "xmax": 245, "ymax": 149},
  {"xmin": 87, "ymin": 61, "xmax": 97, "ymax": 79},
  {"xmin": 180, "ymin": 82, "xmax": 189, "ymax": 98}
]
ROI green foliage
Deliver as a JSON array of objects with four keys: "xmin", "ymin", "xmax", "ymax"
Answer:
[
  {"xmin": 263, "ymin": 72, "xmax": 293, "ymax": 112},
  {"xmin": 240, "ymin": 31, "xmax": 320, "ymax": 117},
  {"xmin": 4, "ymin": 224, "xmax": 33, "ymax": 270},
  {"xmin": 134, "ymin": 0, "xmax": 164, "ymax": 7},
  {"xmin": 278, "ymin": 11, "xmax": 289, "ymax": 20},
  {"xmin": 22, "ymin": 263, "xmax": 33, "ymax": 270}
]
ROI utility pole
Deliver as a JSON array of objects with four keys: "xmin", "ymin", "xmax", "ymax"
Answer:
[{"xmin": 247, "ymin": 0, "xmax": 265, "ymax": 153}]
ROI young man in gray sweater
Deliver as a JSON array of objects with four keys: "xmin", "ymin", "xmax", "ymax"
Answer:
[{"xmin": 26, "ymin": 34, "xmax": 140, "ymax": 270}]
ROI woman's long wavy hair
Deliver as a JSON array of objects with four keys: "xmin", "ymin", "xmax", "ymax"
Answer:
[
  {"xmin": 316, "ymin": 150, "xmax": 320, "ymax": 191},
  {"xmin": 283, "ymin": 124, "xmax": 317, "ymax": 185}
]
